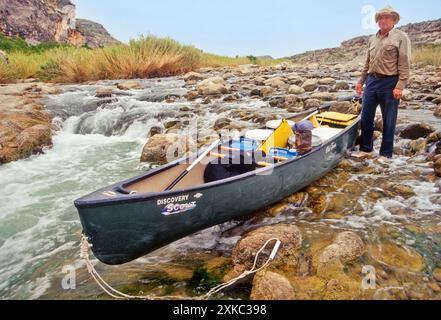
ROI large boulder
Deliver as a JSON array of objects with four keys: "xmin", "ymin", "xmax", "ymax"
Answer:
[
  {"xmin": 196, "ymin": 77, "xmax": 228, "ymax": 96},
  {"xmin": 232, "ymin": 224, "xmax": 302, "ymax": 270},
  {"xmin": 318, "ymin": 232, "xmax": 366, "ymax": 271},
  {"xmin": 310, "ymin": 92, "xmax": 336, "ymax": 102},
  {"xmin": 259, "ymin": 86, "xmax": 274, "ymax": 97},
  {"xmin": 288, "ymin": 85, "xmax": 305, "ymax": 95},
  {"xmin": 334, "ymin": 82, "xmax": 349, "ymax": 91},
  {"xmin": 275, "ymin": 61, "xmax": 291, "ymax": 71},
  {"xmin": 250, "ymin": 270, "xmax": 295, "ymax": 300},
  {"xmin": 95, "ymin": 87, "xmax": 113, "ymax": 98},
  {"xmin": 237, "ymin": 64, "xmax": 257, "ymax": 75},
  {"xmin": 302, "ymin": 79, "xmax": 318, "ymax": 92},
  {"xmin": 399, "ymin": 123, "xmax": 436, "ymax": 140},
  {"xmin": 213, "ymin": 117, "xmax": 245, "ymax": 131},
  {"xmin": 264, "ymin": 77, "xmax": 287, "ymax": 89},
  {"xmin": 140, "ymin": 133, "xmax": 196, "ymax": 164},
  {"xmin": 329, "ymin": 101, "xmax": 360, "ymax": 114},
  {"xmin": 254, "ymin": 77, "xmax": 266, "ymax": 86},
  {"xmin": 183, "ymin": 72, "xmax": 205, "ymax": 82},
  {"xmin": 304, "ymin": 98, "xmax": 321, "ymax": 109},
  {"xmin": 0, "ymin": 84, "xmax": 55, "ymax": 164},
  {"xmin": 318, "ymin": 77, "xmax": 336, "ymax": 86},
  {"xmin": 269, "ymin": 95, "xmax": 301, "ymax": 110},
  {"xmin": 6, "ymin": 124, "xmax": 52, "ymax": 162},
  {"xmin": 117, "ymin": 81, "xmax": 142, "ymax": 90},
  {"xmin": 284, "ymin": 94, "xmax": 302, "ymax": 109},
  {"xmin": 287, "ymin": 74, "xmax": 305, "ymax": 85}
]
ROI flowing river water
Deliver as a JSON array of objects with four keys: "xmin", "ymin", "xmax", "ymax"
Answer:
[{"xmin": 0, "ymin": 76, "xmax": 440, "ymax": 299}]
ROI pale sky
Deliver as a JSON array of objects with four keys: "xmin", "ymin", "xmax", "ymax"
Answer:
[{"xmin": 74, "ymin": 0, "xmax": 441, "ymax": 58}]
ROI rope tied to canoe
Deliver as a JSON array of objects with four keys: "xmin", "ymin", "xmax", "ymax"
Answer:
[
  {"xmin": 202, "ymin": 238, "xmax": 281, "ymax": 299},
  {"xmin": 80, "ymin": 235, "xmax": 187, "ymax": 300},
  {"xmin": 80, "ymin": 234, "xmax": 281, "ymax": 300}
]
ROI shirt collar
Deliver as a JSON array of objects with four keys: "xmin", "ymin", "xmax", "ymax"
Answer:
[{"xmin": 377, "ymin": 27, "xmax": 395, "ymax": 38}]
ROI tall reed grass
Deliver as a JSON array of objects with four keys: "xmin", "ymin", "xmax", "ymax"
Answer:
[
  {"xmin": 0, "ymin": 34, "xmax": 285, "ymax": 83},
  {"xmin": 413, "ymin": 44, "xmax": 441, "ymax": 67}
]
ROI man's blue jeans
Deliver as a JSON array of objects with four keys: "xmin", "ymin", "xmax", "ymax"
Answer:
[{"xmin": 360, "ymin": 74, "xmax": 400, "ymax": 158}]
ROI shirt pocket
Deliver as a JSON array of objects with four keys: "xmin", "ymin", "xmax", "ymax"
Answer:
[
  {"xmin": 383, "ymin": 44, "xmax": 398, "ymax": 61},
  {"xmin": 368, "ymin": 44, "xmax": 376, "ymax": 61}
]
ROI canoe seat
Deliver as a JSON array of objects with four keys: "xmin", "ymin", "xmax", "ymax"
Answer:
[
  {"xmin": 315, "ymin": 112, "xmax": 358, "ymax": 127},
  {"xmin": 311, "ymin": 127, "xmax": 343, "ymax": 142}
]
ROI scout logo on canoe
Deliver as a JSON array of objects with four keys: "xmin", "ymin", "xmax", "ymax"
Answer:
[
  {"xmin": 157, "ymin": 194, "xmax": 201, "ymax": 216},
  {"xmin": 157, "ymin": 195, "xmax": 190, "ymax": 206},
  {"xmin": 326, "ymin": 142, "xmax": 337, "ymax": 154},
  {"xmin": 156, "ymin": 193, "xmax": 204, "ymax": 206},
  {"xmin": 161, "ymin": 201, "xmax": 197, "ymax": 216}
]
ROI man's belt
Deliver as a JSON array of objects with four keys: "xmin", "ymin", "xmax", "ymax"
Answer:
[{"xmin": 369, "ymin": 73, "xmax": 398, "ymax": 78}]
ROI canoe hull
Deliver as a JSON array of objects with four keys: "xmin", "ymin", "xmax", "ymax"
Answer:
[{"xmin": 75, "ymin": 120, "xmax": 359, "ymax": 265}]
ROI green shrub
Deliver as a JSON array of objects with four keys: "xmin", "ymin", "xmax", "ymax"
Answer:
[
  {"xmin": 247, "ymin": 55, "xmax": 258, "ymax": 64},
  {"xmin": 36, "ymin": 60, "xmax": 63, "ymax": 81},
  {"xmin": 0, "ymin": 34, "xmax": 70, "ymax": 54}
]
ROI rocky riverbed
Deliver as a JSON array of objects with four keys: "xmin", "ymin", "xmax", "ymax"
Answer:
[
  {"xmin": 0, "ymin": 61, "xmax": 440, "ymax": 300},
  {"xmin": 0, "ymin": 82, "xmax": 62, "ymax": 164}
]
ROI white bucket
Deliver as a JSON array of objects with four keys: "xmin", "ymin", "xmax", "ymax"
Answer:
[
  {"xmin": 245, "ymin": 129, "xmax": 273, "ymax": 141},
  {"xmin": 266, "ymin": 119, "xmax": 295, "ymax": 129}
]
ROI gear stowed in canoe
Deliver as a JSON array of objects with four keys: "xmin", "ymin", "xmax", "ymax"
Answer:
[{"xmin": 74, "ymin": 98, "xmax": 361, "ymax": 265}]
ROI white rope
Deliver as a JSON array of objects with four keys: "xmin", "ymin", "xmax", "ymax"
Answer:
[
  {"xmin": 80, "ymin": 235, "xmax": 187, "ymax": 300},
  {"xmin": 80, "ymin": 234, "xmax": 281, "ymax": 300},
  {"xmin": 202, "ymin": 238, "xmax": 281, "ymax": 299}
]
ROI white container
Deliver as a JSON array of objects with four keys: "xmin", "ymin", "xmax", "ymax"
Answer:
[
  {"xmin": 245, "ymin": 129, "xmax": 273, "ymax": 141},
  {"xmin": 266, "ymin": 119, "xmax": 295, "ymax": 130}
]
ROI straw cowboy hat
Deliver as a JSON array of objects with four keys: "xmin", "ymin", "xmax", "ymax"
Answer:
[{"xmin": 375, "ymin": 6, "xmax": 401, "ymax": 23}]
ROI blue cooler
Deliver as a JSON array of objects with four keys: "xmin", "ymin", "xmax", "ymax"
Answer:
[
  {"xmin": 268, "ymin": 147, "xmax": 299, "ymax": 159},
  {"xmin": 231, "ymin": 138, "xmax": 261, "ymax": 151}
]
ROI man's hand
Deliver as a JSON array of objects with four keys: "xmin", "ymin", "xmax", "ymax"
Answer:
[
  {"xmin": 356, "ymin": 83, "xmax": 363, "ymax": 96},
  {"xmin": 393, "ymin": 88, "xmax": 403, "ymax": 100}
]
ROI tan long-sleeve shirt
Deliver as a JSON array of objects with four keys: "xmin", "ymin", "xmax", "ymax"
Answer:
[{"xmin": 359, "ymin": 28, "xmax": 412, "ymax": 90}]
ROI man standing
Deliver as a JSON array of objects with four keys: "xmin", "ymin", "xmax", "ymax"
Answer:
[{"xmin": 354, "ymin": 6, "xmax": 411, "ymax": 160}]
